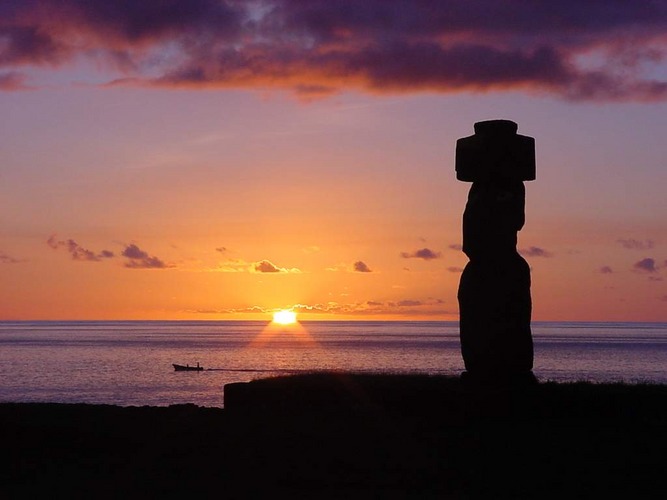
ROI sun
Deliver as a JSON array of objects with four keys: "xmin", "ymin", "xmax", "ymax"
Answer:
[{"xmin": 272, "ymin": 309, "xmax": 298, "ymax": 325}]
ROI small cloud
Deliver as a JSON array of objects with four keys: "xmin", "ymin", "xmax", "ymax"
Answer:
[
  {"xmin": 122, "ymin": 244, "xmax": 170, "ymax": 269},
  {"xmin": 253, "ymin": 260, "xmax": 301, "ymax": 274},
  {"xmin": 617, "ymin": 238, "xmax": 655, "ymax": 250},
  {"xmin": 366, "ymin": 301, "xmax": 383, "ymax": 306},
  {"xmin": 397, "ymin": 300, "xmax": 422, "ymax": 307},
  {"xmin": 633, "ymin": 258, "xmax": 657, "ymax": 273},
  {"xmin": 599, "ymin": 266, "xmax": 614, "ymax": 274},
  {"xmin": 47, "ymin": 234, "xmax": 114, "ymax": 262},
  {"xmin": 215, "ymin": 246, "xmax": 227, "ymax": 253},
  {"xmin": 400, "ymin": 248, "xmax": 442, "ymax": 260},
  {"xmin": 648, "ymin": 276, "xmax": 663, "ymax": 282},
  {"xmin": 302, "ymin": 246, "xmax": 320, "ymax": 254},
  {"xmin": 254, "ymin": 260, "xmax": 282, "ymax": 273},
  {"xmin": 447, "ymin": 266, "xmax": 464, "ymax": 273},
  {"xmin": 519, "ymin": 246, "xmax": 554, "ymax": 258},
  {"xmin": 448, "ymin": 244, "xmax": 463, "ymax": 251},
  {"xmin": 0, "ymin": 251, "xmax": 23, "ymax": 264},
  {"xmin": 353, "ymin": 261, "xmax": 372, "ymax": 273}
]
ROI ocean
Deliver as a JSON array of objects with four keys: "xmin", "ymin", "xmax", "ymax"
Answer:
[{"xmin": 0, "ymin": 321, "xmax": 665, "ymax": 408}]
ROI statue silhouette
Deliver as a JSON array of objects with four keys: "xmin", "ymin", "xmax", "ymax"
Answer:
[{"xmin": 455, "ymin": 120, "xmax": 536, "ymax": 384}]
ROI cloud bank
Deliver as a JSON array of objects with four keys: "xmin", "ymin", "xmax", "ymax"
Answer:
[{"xmin": 1, "ymin": 1, "xmax": 665, "ymax": 101}]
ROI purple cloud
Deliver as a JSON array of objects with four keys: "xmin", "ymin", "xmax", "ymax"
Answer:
[
  {"xmin": 121, "ymin": 243, "xmax": 168, "ymax": 269},
  {"xmin": 599, "ymin": 266, "xmax": 613, "ymax": 274},
  {"xmin": 520, "ymin": 247, "xmax": 554, "ymax": 258},
  {"xmin": 353, "ymin": 261, "xmax": 372, "ymax": 273},
  {"xmin": 633, "ymin": 258, "xmax": 658, "ymax": 273},
  {"xmin": 47, "ymin": 234, "xmax": 114, "ymax": 262},
  {"xmin": 0, "ymin": 1, "xmax": 664, "ymax": 101},
  {"xmin": 400, "ymin": 248, "xmax": 442, "ymax": 260}
]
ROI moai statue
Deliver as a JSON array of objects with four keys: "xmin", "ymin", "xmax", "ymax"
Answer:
[{"xmin": 455, "ymin": 120, "xmax": 535, "ymax": 383}]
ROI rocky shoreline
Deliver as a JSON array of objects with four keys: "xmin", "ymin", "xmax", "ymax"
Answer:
[{"xmin": 3, "ymin": 373, "xmax": 666, "ymax": 498}]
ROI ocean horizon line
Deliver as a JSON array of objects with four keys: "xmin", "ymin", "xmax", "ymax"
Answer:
[{"xmin": 1, "ymin": 319, "xmax": 665, "ymax": 326}]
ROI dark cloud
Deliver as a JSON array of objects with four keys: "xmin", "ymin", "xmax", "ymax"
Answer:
[
  {"xmin": 447, "ymin": 266, "xmax": 464, "ymax": 273},
  {"xmin": 599, "ymin": 266, "xmax": 613, "ymax": 274},
  {"xmin": 519, "ymin": 246, "xmax": 554, "ymax": 258},
  {"xmin": 215, "ymin": 246, "xmax": 227, "ymax": 253},
  {"xmin": 1, "ymin": 1, "xmax": 664, "ymax": 101},
  {"xmin": 353, "ymin": 261, "xmax": 372, "ymax": 273},
  {"xmin": 617, "ymin": 238, "xmax": 655, "ymax": 250},
  {"xmin": 121, "ymin": 243, "xmax": 168, "ymax": 269},
  {"xmin": 400, "ymin": 248, "xmax": 442, "ymax": 260},
  {"xmin": 448, "ymin": 244, "xmax": 463, "ymax": 251},
  {"xmin": 633, "ymin": 258, "xmax": 658, "ymax": 273},
  {"xmin": 47, "ymin": 234, "xmax": 114, "ymax": 262}
]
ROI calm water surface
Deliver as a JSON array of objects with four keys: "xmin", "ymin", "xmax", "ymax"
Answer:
[{"xmin": 0, "ymin": 321, "xmax": 665, "ymax": 407}]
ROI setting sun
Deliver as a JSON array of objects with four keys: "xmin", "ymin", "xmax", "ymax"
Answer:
[{"xmin": 272, "ymin": 310, "xmax": 298, "ymax": 325}]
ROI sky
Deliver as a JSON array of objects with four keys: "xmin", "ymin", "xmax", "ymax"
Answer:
[{"xmin": 1, "ymin": 0, "xmax": 666, "ymax": 321}]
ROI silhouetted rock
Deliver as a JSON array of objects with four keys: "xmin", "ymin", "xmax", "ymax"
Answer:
[
  {"xmin": 3, "ymin": 375, "xmax": 667, "ymax": 498},
  {"xmin": 456, "ymin": 120, "xmax": 535, "ymax": 380}
]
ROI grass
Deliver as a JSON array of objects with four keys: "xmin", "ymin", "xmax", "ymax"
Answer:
[{"xmin": 2, "ymin": 373, "xmax": 666, "ymax": 498}]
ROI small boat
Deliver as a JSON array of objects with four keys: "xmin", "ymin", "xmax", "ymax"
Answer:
[{"xmin": 173, "ymin": 363, "xmax": 204, "ymax": 371}]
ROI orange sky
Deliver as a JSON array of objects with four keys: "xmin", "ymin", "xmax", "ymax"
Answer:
[{"xmin": 1, "ymin": 1, "xmax": 666, "ymax": 321}]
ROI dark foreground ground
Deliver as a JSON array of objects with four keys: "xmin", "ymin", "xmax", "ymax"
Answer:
[{"xmin": 2, "ymin": 373, "xmax": 666, "ymax": 499}]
